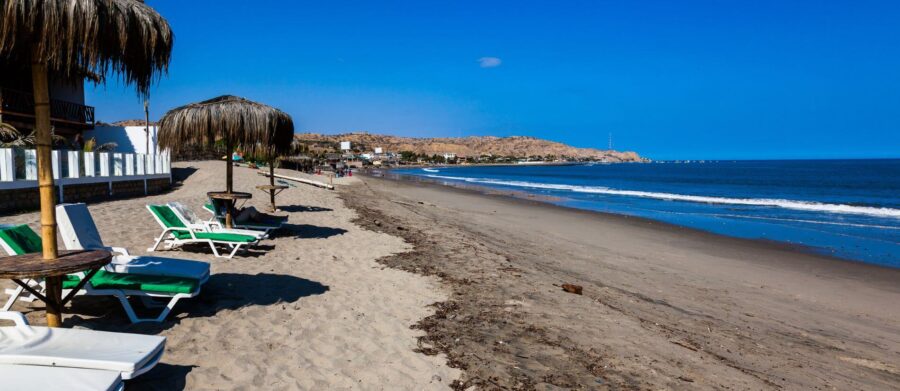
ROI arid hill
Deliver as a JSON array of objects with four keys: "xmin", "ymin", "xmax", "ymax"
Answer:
[{"xmin": 295, "ymin": 133, "xmax": 644, "ymax": 162}]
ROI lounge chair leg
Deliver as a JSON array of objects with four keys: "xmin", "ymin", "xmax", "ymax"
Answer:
[
  {"xmin": 147, "ymin": 235, "xmax": 165, "ymax": 252},
  {"xmin": 113, "ymin": 293, "xmax": 142, "ymax": 324},
  {"xmin": 152, "ymin": 296, "xmax": 184, "ymax": 322},
  {"xmin": 228, "ymin": 243, "xmax": 242, "ymax": 258},
  {"xmin": 208, "ymin": 241, "xmax": 222, "ymax": 258},
  {"xmin": 5, "ymin": 279, "xmax": 42, "ymax": 310},
  {"xmin": 2, "ymin": 285, "xmax": 23, "ymax": 311}
]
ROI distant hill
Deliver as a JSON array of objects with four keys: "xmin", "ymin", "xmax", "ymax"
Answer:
[{"xmin": 295, "ymin": 133, "xmax": 645, "ymax": 162}]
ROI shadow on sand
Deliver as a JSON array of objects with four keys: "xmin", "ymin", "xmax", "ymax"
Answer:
[
  {"xmin": 58, "ymin": 272, "xmax": 329, "ymax": 388},
  {"xmin": 171, "ymin": 243, "xmax": 276, "ymax": 258},
  {"xmin": 126, "ymin": 363, "xmax": 196, "ymax": 391},
  {"xmin": 66, "ymin": 272, "xmax": 329, "ymax": 330},
  {"xmin": 171, "ymin": 166, "xmax": 199, "ymax": 183},
  {"xmin": 278, "ymin": 205, "xmax": 333, "ymax": 213},
  {"xmin": 280, "ymin": 223, "xmax": 347, "ymax": 239}
]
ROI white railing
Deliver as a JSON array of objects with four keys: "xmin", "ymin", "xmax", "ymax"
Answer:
[{"xmin": 0, "ymin": 148, "xmax": 171, "ymax": 201}]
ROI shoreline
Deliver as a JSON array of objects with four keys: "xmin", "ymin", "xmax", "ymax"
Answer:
[
  {"xmin": 370, "ymin": 170, "xmax": 899, "ymax": 274},
  {"xmin": 342, "ymin": 174, "xmax": 900, "ymax": 389}
]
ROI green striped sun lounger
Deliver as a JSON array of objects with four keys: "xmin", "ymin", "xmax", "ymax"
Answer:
[
  {"xmin": 147, "ymin": 204, "xmax": 260, "ymax": 258},
  {"xmin": 0, "ymin": 224, "xmax": 201, "ymax": 323}
]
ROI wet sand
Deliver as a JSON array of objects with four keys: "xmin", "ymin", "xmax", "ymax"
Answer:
[{"xmin": 342, "ymin": 174, "xmax": 900, "ymax": 390}]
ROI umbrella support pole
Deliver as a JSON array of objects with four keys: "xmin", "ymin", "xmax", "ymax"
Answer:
[
  {"xmin": 32, "ymin": 57, "xmax": 62, "ymax": 328},
  {"xmin": 269, "ymin": 160, "xmax": 276, "ymax": 212},
  {"xmin": 225, "ymin": 138, "xmax": 234, "ymax": 228}
]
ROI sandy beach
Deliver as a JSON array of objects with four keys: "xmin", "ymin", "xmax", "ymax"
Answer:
[
  {"xmin": 342, "ymin": 174, "xmax": 900, "ymax": 390},
  {"xmin": 1, "ymin": 161, "xmax": 898, "ymax": 390},
  {"xmin": 0, "ymin": 161, "xmax": 460, "ymax": 390}
]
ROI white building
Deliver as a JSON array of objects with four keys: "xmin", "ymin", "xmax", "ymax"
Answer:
[{"xmin": 84, "ymin": 124, "xmax": 160, "ymax": 155}]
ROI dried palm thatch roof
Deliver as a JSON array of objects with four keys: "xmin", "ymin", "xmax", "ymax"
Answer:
[
  {"xmin": 158, "ymin": 95, "xmax": 294, "ymax": 157},
  {"xmin": 0, "ymin": 0, "xmax": 173, "ymax": 97}
]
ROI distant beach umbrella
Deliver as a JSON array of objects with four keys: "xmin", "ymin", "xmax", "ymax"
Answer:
[
  {"xmin": 157, "ymin": 95, "xmax": 293, "ymax": 218},
  {"xmin": 0, "ymin": 0, "xmax": 173, "ymax": 327}
]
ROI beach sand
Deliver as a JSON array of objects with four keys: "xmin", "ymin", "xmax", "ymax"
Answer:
[
  {"xmin": 0, "ymin": 161, "xmax": 460, "ymax": 390},
  {"xmin": 2, "ymin": 161, "xmax": 899, "ymax": 390},
  {"xmin": 342, "ymin": 174, "xmax": 900, "ymax": 390}
]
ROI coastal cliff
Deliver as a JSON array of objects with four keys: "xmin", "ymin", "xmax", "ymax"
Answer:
[{"xmin": 296, "ymin": 133, "xmax": 645, "ymax": 162}]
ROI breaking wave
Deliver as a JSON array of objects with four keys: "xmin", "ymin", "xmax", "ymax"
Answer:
[{"xmin": 424, "ymin": 175, "xmax": 900, "ymax": 219}]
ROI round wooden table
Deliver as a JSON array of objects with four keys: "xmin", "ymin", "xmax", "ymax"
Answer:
[
  {"xmin": 208, "ymin": 191, "xmax": 252, "ymax": 228},
  {"xmin": 0, "ymin": 249, "xmax": 111, "ymax": 327},
  {"xmin": 256, "ymin": 185, "xmax": 289, "ymax": 212}
]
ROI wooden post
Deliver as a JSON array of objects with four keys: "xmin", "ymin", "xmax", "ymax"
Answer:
[
  {"xmin": 269, "ymin": 158, "xmax": 276, "ymax": 212},
  {"xmin": 144, "ymin": 99, "xmax": 150, "ymax": 154},
  {"xmin": 225, "ymin": 137, "xmax": 234, "ymax": 228},
  {"xmin": 31, "ymin": 57, "xmax": 62, "ymax": 328},
  {"xmin": 226, "ymin": 137, "xmax": 234, "ymax": 193}
]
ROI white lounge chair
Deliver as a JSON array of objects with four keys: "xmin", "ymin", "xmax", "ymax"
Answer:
[
  {"xmin": 0, "ymin": 311, "xmax": 164, "ymax": 380},
  {"xmin": 0, "ymin": 364, "xmax": 123, "ymax": 391},
  {"xmin": 168, "ymin": 202, "xmax": 268, "ymax": 240},
  {"xmin": 56, "ymin": 203, "xmax": 210, "ymax": 282},
  {"xmin": 146, "ymin": 204, "xmax": 261, "ymax": 259},
  {"xmin": 0, "ymin": 225, "xmax": 203, "ymax": 323}
]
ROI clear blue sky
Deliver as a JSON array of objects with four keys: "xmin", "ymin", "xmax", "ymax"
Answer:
[{"xmin": 87, "ymin": 0, "xmax": 900, "ymax": 160}]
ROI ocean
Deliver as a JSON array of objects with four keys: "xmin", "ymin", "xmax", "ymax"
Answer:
[{"xmin": 393, "ymin": 159, "xmax": 900, "ymax": 268}]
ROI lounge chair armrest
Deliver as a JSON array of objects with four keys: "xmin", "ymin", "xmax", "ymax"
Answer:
[{"xmin": 0, "ymin": 311, "xmax": 33, "ymax": 331}]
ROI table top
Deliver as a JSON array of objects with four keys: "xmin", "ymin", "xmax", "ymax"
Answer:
[
  {"xmin": 256, "ymin": 185, "xmax": 289, "ymax": 191},
  {"xmin": 207, "ymin": 191, "xmax": 253, "ymax": 200},
  {"xmin": 0, "ymin": 250, "xmax": 112, "ymax": 279}
]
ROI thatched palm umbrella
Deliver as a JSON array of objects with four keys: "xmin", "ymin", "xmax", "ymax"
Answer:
[
  {"xmin": 0, "ymin": 0, "xmax": 172, "ymax": 327},
  {"xmin": 158, "ymin": 95, "xmax": 293, "ymax": 223}
]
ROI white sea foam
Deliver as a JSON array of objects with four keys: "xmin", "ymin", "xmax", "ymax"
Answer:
[
  {"xmin": 422, "ymin": 168, "xmax": 440, "ymax": 173},
  {"xmin": 424, "ymin": 175, "xmax": 900, "ymax": 219}
]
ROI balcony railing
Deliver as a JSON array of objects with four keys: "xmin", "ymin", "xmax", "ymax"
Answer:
[{"xmin": 0, "ymin": 88, "xmax": 95, "ymax": 126}]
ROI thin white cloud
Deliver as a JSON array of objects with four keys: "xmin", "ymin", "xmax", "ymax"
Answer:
[{"xmin": 478, "ymin": 57, "xmax": 502, "ymax": 68}]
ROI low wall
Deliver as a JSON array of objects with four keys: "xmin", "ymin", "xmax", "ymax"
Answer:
[{"xmin": 0, "ymin": 178, "xmax": 172, "ymax": 214}]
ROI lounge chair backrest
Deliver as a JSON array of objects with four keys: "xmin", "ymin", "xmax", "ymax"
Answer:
[
  {"xmin": 203, "ymin": 202, "xmax": 225, "ymax": 222},
  {"xmin": 57, "ymin": 203, "xmax": 105, "ymax": 250},
  {"xmin": 148, "ymin": 205, "xmax": 187, "ymax": 229},
  {"xmin": 168, "ymin": 202, "xmax": 202, "ymax": 225},
  {"xmin": 0, "ymin": 224, "xmax": 42, "ymax": 255}
]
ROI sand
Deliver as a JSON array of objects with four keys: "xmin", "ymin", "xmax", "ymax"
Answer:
[
  {"xmin": 341, "ymin": 175, "xmax": 900, "ymax": 390},
  {"xmin": 0, "ymin": 161, "xmax": 460, "ymax": 390},
  {"xmin": 3, "ymin": 161, "xmax": 899, "ymax": 390}
]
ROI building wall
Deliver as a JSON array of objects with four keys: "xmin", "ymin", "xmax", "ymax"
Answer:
[
  {"xmin": 0, "ymin": 178, "xmax": 172, "ymax": 214},
  {"xmin": 83, "ymin": 125, "xmax": 160, "ymax": 154}
]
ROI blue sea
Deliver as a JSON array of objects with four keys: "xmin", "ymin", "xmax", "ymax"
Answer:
[{"xmin": 394, "ymin": 160, "xmax": 900, "ymax": 268}]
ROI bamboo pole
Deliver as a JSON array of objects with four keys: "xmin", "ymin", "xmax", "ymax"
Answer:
[{"xmin": 31, "ymin": 56, "xmax": 62, "ymax": 328}]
